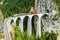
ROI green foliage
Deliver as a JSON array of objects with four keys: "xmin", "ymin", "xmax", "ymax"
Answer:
[
  {"xmin": 52, "ymin": 0, "xmax": 60, "ymax": 12},
  {"xmin": 52, "ymin": 14, "xmax": 59, "ymax": 21},
  {"xmin": 0, "ymin": 0, "xmax": 2, "ymax": 2},
  {"xmin": 41, "ymin": 32, "xmax": 57, "ymax": 40},
  {"xmin": 14, "ymin": 27, "xmax": 23, "ymax": 40},
  {"xmin": 23, "ymin": 16, "xmax": 28, "ymax": 32},
  {"xmin": 14, "ymin": 26, "xmax": 36, "ymax": 40},
  {"xmin": 16, "ymin": 18, "xmax": 20, "ymax": 26},
  {"xmin": 0, "ymin": 0, "xmax": 34, "ymax": 18},
  {"xmin": 14, "ymin": 26, "xmax": 57, "ymax": 40}
]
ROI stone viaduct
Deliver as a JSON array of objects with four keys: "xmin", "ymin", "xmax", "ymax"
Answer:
[
  {"xmin": 3, "ymin": 12, "xmax": 60, "ymax": 40},
  {"xmin": 2, "ymin": 0, "xmax": 58, "ymax": 40},
  {"xmin": 3, "ymin": 13, "xmax": 49, "ymax": 40}
]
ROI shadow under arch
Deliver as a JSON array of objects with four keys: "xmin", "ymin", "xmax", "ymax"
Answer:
[
  {"xmin": 10, "ymin": 19, "xmax": 14, "ymax": 25},
  {"xmin": 23, "ymin": 16, "xmax": 29, "ymax": 32},
  {"xmin": 41, "ymin": 14, "xmax": 48, "ymax": 34},
  {"xmin": 31, "ymin": 15, "xmax": 39, "ymax": 36},
  {"xmin": 16, "ymin": 17, "xmax": 21, "ymax": 26}
]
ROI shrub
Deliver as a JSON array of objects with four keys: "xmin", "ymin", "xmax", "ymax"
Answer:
[
  {"xmin": 41, "ymin": 32, "xmax": 57, "ymax": 40},
  {"xmin": 14, "ymin": 26, "xmax": 57, "ymax": 40}
]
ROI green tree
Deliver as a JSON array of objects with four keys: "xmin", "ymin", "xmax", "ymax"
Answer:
[{"xmin": 0, "ymin": 0, "xmax": 34, "ymax": 18}]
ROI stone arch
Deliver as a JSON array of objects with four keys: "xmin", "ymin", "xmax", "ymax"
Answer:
[
  {"xmin": 41, "ymin": 14, "xmax": 48, "ymax": 19},
  {"xmin": 41, "ymin": 14, "xmax": 48, "ymax": 33},
  {"xmin": 23, "ymin": 16, "xmax": 30, "ymax": 32},
  {"xmin": 16, "ymin": 17, "xmax": 21, "ymax": 26},
  {"xmin": 31, "ymin": 15, "xmax": 39, "ymax": 35},
  {"xmin": 10, "ymin": 19, "xmax": 14, "ymax": 25}
]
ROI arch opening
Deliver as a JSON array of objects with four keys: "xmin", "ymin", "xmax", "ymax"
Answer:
[
  {"xmin": 10, "ymin": 19, "xmax": 14, "ymax": 25},
  {"xmin": 16, "ymin": 17, "xmax": 21, "ymax": 26},
  {"xmin": 31, "ymin": 15, "xmax": 39, "ymax": 36},
  {"xmin": 23, "ymin": 16, "xmax": 29, "ymax": 32},
  {"xmin": 41, "ymin": 14, "xmax": 48, "ymax": 34}
]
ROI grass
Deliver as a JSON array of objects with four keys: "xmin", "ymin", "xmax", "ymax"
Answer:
[{"xmin": 14, "ymin": 26, "xmax": 58, "ymax": 40}]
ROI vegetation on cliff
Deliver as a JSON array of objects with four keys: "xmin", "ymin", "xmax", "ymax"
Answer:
[{"xmin": 53, "ymin": 0, "xmax": 60, "ymax": 13}]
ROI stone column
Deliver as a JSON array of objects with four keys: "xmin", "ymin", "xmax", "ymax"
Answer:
[
  {"xmin": 19, "ymin": 17, "xmax": 24, "ymax": 32},
  {"xmin": 19, "ymin": 20, "xmax": 21, "ymax": 30},
  {"xmin": 19, "ymin": 19, "xmax": 23, "ymax": 32},
  {"xmin": 27, "ymin": 18, "xmax": 32, "ymax": 35},
  {"xmin": 36, "ymin": 17, "xmax": 41, "ymax": 37},
  {"xmin": 12, "ymin": 19, "xmax": 16, "ymax": 26}
]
